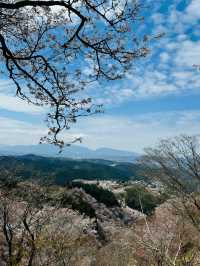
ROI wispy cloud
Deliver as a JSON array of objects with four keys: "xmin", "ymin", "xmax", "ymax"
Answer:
[
  {"xmin": 0, "ymin": 94, "xmax": 45, "ymax": 114},
  {"xmin": 184, "ymin": 0, "xmax": 200, "ymax": 23},
  {"xmin": 0, "ymin": 117, "xmax": 46, "ymax": 145},
  {"xmin": 0, "ymin": 80, "xmax": 45, "ymax": 114},
  {"xmin": 174, "ymin": 40, "xmax": 200, "ymax": 67},
  {"xmin": 90, "ymin": 0, "xmax": 200, "ymax": 105},
  {"xmin": 68, "ymin": 110, "xmax": 200, "ymax": 152},
  {"xmin": 0, "ymin": 110, "xmax": 200, "ymax": 152}
]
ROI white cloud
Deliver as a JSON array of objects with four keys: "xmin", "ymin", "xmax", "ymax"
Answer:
[
  {"xmin": 89, "ymin": 0, "xmax": 200, "ymax": 105},
  {"xmin": 151, "ymin": 13, "xmax": 164, "ymax": 25},
  {"xmin": 174, "ymin": 40, "xmax": 200, "ymax": 67},
  {"xmin": 184, "ymin": 0, "xmax": 200, "ymax": 23},
  {"xmin": 68, "ymin": 110, "xmax": 200, "ymax": 152},
  {"xmin": 125, "ymin": 70, "xmax": 178, "ymax": 99},
  {"xmin": 0, "ymin": 79, "xmax": 45, "ymax": 114},
  {"xmin": 0, "ymin": 117, "xmax": 86, "ymax": 146},
  {"xmin": 0, "ymin": 94, "xmax": 45, "ymax": 114},
  {"xmin": 160, "ymin": 52, "xmax": 170, "ymax": 63},
  {"xmin": 92, "ymin": 57, "xmax": 199, "ymax": 104},
  {"xmin": 0, "ymin": 80, "xmax": 16, "ymax": 93},
  {"xmin": 0, "ymin": 117, "xmax": 46, "ymax": 145},
  {"xmin": 1, "ymin": 109, "xmax": 200, "ymax": 152}
]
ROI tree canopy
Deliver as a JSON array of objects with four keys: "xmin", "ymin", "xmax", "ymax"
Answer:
[
  {"xmin": 0, "ymin": 0, "xmax": 149, "ymax": 147},
  {"xmin": 141, "ymin": 135, "xmax": 200, "ymax": 231},
  {"xmin": 141, "ymin": 135, "xmax": 200, "ymax": 194},
  {"xmin": 125, "ymin": 184, "xmax": 161, "ymax": 215}
]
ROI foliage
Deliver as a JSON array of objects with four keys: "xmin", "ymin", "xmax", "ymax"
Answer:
[
  {"xmin": 0, "ymin": 168, "xmax": 200, "ymax": 265},
  {"xmin": 72, "ymin": 182, "xmax": 120, "ymax": 207},
  {"xmin": 125, "ymin": 185, "xmax": 161, "ymax": 215},
  {"xmin": 0, "ymin": 155, "xmax": 141, "ymax": 184},
  {"xmin": 0, "ymin": 193, "xmax": 97, "ymax": 265},
  {"xmin": 60, "ymin": 191, "xmax": 96, "ymax": 218},
  {"xmin": 141, "ymin": 135, "xmax": 200, "ymax": 229},
  {"xmin": 141, "ymin": 135, "xmax": 200, "ymax": 194}
]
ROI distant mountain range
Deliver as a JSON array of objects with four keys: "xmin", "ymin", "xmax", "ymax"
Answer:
[{"xmin": 0, "ymin": 144, "xmax": 138, "ymax": 162}]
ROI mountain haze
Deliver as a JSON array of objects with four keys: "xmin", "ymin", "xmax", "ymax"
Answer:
[{"xmin": 0, "ymin": 144, "xmax": 138, "ymax": 162}]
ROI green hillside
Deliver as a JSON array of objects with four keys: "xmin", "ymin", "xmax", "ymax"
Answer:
[{"xmin": 0, "ymin": 155, "xmax": 143, "ymax": 185}]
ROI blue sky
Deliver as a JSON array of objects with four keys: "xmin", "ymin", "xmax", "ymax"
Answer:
[{"xmin": 0, "ymin": 0, "xmax": 200, "ymax": 152}]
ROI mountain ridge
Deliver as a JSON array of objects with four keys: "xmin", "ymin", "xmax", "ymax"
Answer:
[
  {"xmin": 0, "ymin": 154, "xmax": 145, "ymax": 184},
  {"xmin": 0, "ymin": 144, "xmax": 138, "ymax": 162}
]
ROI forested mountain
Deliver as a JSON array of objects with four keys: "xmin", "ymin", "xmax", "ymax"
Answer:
[{"xmin": 0, "ymin": 155, "xmax": 144, "ymax": 185}]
